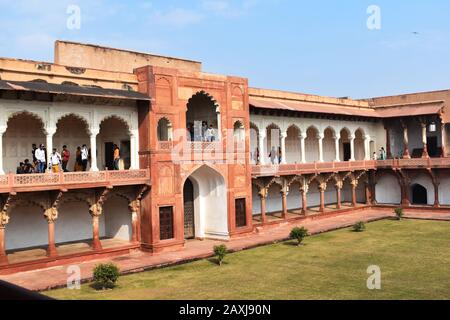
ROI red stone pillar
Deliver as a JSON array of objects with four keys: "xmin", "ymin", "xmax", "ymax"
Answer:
[
  {"xmin": 0, "ymin": 227, "xmax": 8, "ymax": 266},
  {"xmin": 319, "ymin": 183, "xmax": 326, "ymax": 213},
  {"xmin": 44, "ymin": 208, "xmax": 58, "ymax": 258},
  {"xmin": 335, "ymin": 183, "xmax": 342, "ymax": 209},
  {"xmin": 281, "ymin": 191, "xmax": 288, "ymax": 219},
  {"xmin": 301, "ymin": 188, "xmax": 308, "ymax": 215},
  {"xmin": 351, "ymin": 184, "xmax": 357, "ymax": 207},
  {"xmin": 421, "ymin": 123, "xmax": 429, "ymax": 158},
  {"xmin": 434, "ymin": 184, "xmax": 440, "ymax": 208},
  {"xmin": 47, "ymin": 222, "xmax": 57, "ymax": 257},
  {"xmin": 365, "ymin": 183, "xmax": 372, "ymax": 205},
  {"xmin": 259, "ymin": 190, "xmax": 267, "ymax": 225},
  {"xmin": 401, "ymin": 183, "xmax": 410, "ymax": 207},
  {"xmin": 90, "ymin": 204, "xmax": 103, "ymax": 251},
  {"xmin": 129, "ymin": 201, "xmax": 140, "ymax": 243},
  {"xmin": 402, "ymin": 122, "xmax": 411, "ymax": 159}
]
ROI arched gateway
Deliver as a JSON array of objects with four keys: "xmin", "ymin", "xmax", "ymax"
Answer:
[{"xmin": 182, "ymin": 165, "xmax": 228, "ymax": 240}]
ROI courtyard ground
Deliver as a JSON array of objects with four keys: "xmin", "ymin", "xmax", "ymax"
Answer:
[{"xmin": 44, "ymin": 218, "xmax": 450, "ymax": 300}]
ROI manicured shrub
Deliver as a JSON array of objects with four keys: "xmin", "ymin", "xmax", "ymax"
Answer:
[
  {"xmin": 394, "ymin": 207, "xmax": 404, "ymax": 220},
  {"xmin": 290, "ymin": 227, "xmax": 309, "ymax": 246},
  {"xmin": 93, "ymin": 263, "xmax": 120, "ymax": 290},
  {"xmin": 352, "ymin": 221, "xmax": 366, "ymax": 232},
  {"xmin": 213, "ymin": 244, "xmax": 228, "ymax": 266}
]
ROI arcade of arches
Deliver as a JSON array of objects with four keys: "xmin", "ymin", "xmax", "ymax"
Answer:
[
  {"xmin": 249, "ymin": 122, "xmax": 373, "ymax": 165},
  {"xmin": 252, "ymin": 169, "xmax": 450, "ymax": 221},
  {"xmin": 0, "ymin": 104, "xmax": 139, "ymax": 174}
]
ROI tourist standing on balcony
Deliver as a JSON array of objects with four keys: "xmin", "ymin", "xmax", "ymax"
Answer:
[
  {"xmin": 373, "ymin": 152, "xmax": 378, "ymax": 160},
  {"xmin": 16, "ymin": 162, "xmax": 25, "ymax": 174},
  {"xmin": 50, "ymin": 148, "xmax": 62, "ymax": 173},
  {"xmin": 202, "ymin": 121, "xmax": 208, "ymax": 141},
  {"xmin": 31, "ymin": 143, "xmax": 37, "ymax": 168},
  {"xmin": 380, "ymin": 147, "xmax": 386, "ymax": 160},
  {"xmin": 269, "ymin": 146, "xmax": 278, "ymax": 165},
  {"xmin": 61, "ymin": 145, "xmax": 70, "ymax": 172},
  {"xmin": 74, "ymin": 146, "xmax": 83, "ymax": 171},
  {"xmin": 35, "ymin": 144, "xmax": 46, "ymax": 173},
  {"xmin": 206, "ymin": 125, "xmax": 215, "ymax": 142},
  {"xmin": 23, "ymin": 159, "xmax": 33, "ymax": 174},
  {"xmin": 81, "ymin": 145, "xmax": 89, "ymax": 171},
  {"xmin": 113, "ymin": 144, "xmax": 121, "ymax": 170}
]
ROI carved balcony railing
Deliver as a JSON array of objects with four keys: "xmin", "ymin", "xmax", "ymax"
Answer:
[
  {"xmin": 252, "ymin": 160, "xmax": 377, "ymax": 177},
  {"xmin": 0, "ymin": 169, "xmax": 150, "ymax": 193},
  {"xmin": 376, "ymin": 158, "xmax": 450, "ymax": 169}
]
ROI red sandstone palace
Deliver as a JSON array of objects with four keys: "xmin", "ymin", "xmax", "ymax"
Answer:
[{"xmin": 0, "ymin": 41, "xmax": 448, "ymax": 274}]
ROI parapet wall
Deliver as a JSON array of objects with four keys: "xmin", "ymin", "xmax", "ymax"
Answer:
[{"xmin": 54, "ymin": 41, "xmax": 202, "ymax": 74}]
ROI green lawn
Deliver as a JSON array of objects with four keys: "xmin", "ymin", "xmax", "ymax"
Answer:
[{"xmin": 45, "ymin": 219, "xmax": 450, "ymax": 300}]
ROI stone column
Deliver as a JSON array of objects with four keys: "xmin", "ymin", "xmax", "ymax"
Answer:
[
  {"xmin": 335, "ymin": 181, "xmax": 343, "ymax": 209},
  {"xmin": 334, "ymin": 134, "xmax": 340, "ymax": 162},
  {"xmin": 300, "ymin": 132, "xmax": 307, "ymax": 164},
  {"xmin": 433, "ymin": 183, "xmax": 440, "ymax": 208},
  {"xmin": 300, "ymin": 186, "xmax": 308, "ymax": 215},
  {"xmin": 259, "ymin": 188, "xmax": 267, "ymax": 224},
  {"xmin": 46, "ymin": 127, "xmax": 56, "ymax": 172},
  {"xmin": 364, "ymin": 135, "xmax": 371, "ymax": 160},
  {"xmin": 89, "ymin": 204, "xmax": 103, "ymax": 251},
  {"xmin": 258, "ymin": 132, "xmax": 266, "ymax": 165},
  {"xmin": 0, "ymin": 211, "xmax": 9, "ymax": 266},
  {"xmin": 365, "ymin": 182, "xmax": 372, "ymax": 205},
  {"xmin": 421, "ymin": 122, "xmax": 429, "ymax": 158},
  {"xmin": 402, "ymin": 122, "xmax": 411, "ymax": 159},
  {"xmin": 44, "ymin": 208, "xmax": 58, "ymax": 257},
  {"xmin": 129, "ymin": 200, "xmax": 140, "ymax": 243},
  {"xmin": 280, "ymin": 132, "xmax": 287, "ymax": 165},
  {"xmin": 281, "ymin": 188, "xmax": 288, "ymax": 219},
  {"xmin": 351, "ymin": 181, "xmax": 358, "ymax": 207},
  {"xmin": 89, "ymin": 128, "xmax": 99, "ymax": 172},
  {"xmin": 318, "ymin": 133, "xmax": 324, "ymax": 163},
  {"xmin": 350, "ymin": 134, "xmax": 356, "ymax": 161},
  {"xmin": 0, "ymin": 126, "xmax": 7, "ymax": 175},
  {"xmin": 319, "ymin": 182, "xmax": 326, "ymax": 213}
]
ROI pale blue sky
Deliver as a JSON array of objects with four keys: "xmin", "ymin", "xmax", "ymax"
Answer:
[{"xmin": 0, "ymin": 0, "xmax": 449, "ymax": 98}]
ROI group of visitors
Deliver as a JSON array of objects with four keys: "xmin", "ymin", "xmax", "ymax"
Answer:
[
  {"xmin": 16, "ymin": 143, "xmax": 122, "ymax": 174},
  {"xmin": 187, "ymin": 121, "xmax": 217, "ymax": 142},
  {"xmin": 269, "ymin": 146, "xmax": 283, "ymax": 165},
  {"xmin": 372, "ymin": 147, "xmax": 387, "ymax": 160}
]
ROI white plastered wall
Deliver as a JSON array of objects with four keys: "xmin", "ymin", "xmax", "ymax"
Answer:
[
  {"xmin": 189, "ymin": 166, "xmax": 229, "ymax": 240},
  {"xmin": 375, "ymin": 174, "xmax": 401, "ymax": 204},
  {"xmin": 5, "ymin": 205, "xmax": 48, "ymax": 251},
  {"xmin": 103, "ymin": 195, "xmax": 132, "ymax": 241}
]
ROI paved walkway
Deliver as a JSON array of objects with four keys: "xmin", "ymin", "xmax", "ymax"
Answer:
[{"xmin": 0, "ymin": 208, "xmax": 448, "ymax": 292}]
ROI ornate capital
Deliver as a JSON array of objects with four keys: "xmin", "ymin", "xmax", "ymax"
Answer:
[
  {"xmin": 319, "ymin": 182, "xmax": 328, "ymax": 192},
  {"xmin": 89, "ymin": 203, "xmax": 103, "ymax": 217},
  {"xmin": 0, "ymin": 211, "xmax": 9, "ymax": 228},
  {"xmin": 44, "ymin": 207, "xmax": 58, "ymax": 223},
  {"xmin": 335, "ymin": 181, "xmax": 344, "ymax": 190},
  {"xmin": 129, "ymin": 200, "xmax": 140, "ymax": 213},
  {"xmin": 258, "ymin": 187, "xmax": 268, "ymax": 198}
]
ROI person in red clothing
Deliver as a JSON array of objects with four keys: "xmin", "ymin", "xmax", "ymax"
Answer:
[{"xmin": 61, "ymin": 145, "xmax": 71, "ymax": 172}]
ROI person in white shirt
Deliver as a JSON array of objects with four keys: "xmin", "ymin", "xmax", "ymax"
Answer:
[
  {"xmin": 206, "ymin": 125, "xmax": 216, "ymax": 142},
  {"xmin": 81, "ymin": 144, "xmax": 89, "ymax": 171},
  {"xmin": 34, "ymin": 144, "xmax": 46, "ymax": 173},
  {"xmin": 50, "ymin": 148, "xmax": 62, "ymax": 173}
]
